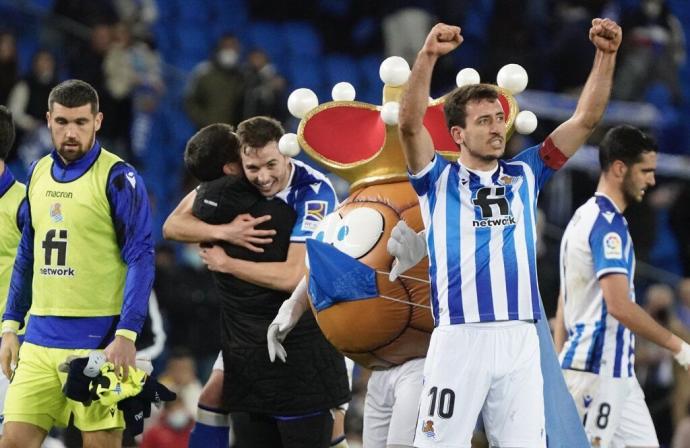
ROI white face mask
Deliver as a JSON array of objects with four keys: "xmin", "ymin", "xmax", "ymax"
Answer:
[
  {"xmin": 166, "ymin": 409, "xmax": 191, "ymax": 429},
  {"xmin": 217, "ymin": 49, "xmax": 239, "ymax": 68}
]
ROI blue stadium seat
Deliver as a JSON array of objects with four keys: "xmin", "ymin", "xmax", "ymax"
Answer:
[
  {"xmin": 175, "ymin": 27, "xmax": 211, "ymax": 59},
  {"xmin": 283, "ymin": 21, "xmax": 322, "ymax": 57},
  {"xmin": 358, "ymin": 54, "xmax": 383, "ymax": 103},
  {"xmin": 323, "ymin": 54, "xmax": 360, "ymax": 93},
  {"xmin": 286, "ymin": 56, "xmax": 325, "ymax": 100},
  {"xmin": 246, "ymin": 21, "xmax": 286, "ymax": 66},
  {"xmin": 174, "ymin": 0, "xmax": 210, "ymax": 23}
]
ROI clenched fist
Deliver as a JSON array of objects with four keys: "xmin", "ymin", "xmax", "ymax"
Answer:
[
  {"xmin": 589, "ymin": 18, "xmax": 622, "ymax": 53},
  {"xmin": 421, "ymin": 23, "xmax": 463, "ymax": 58}
]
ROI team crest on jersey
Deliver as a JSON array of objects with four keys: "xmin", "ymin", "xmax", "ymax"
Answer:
[
  {"xmin": 302, "ymin": 200, "xmax": 328, "ymax": 231},
  {"xmin": 422, "ymin": 420, "xmax": 436, "ymax": 439},
  {"xmin": 498, "ymin": 174, "xmax": 521, "ymax": 187},
  {"xmin": 50, "ymin": 202, "xmax": 63, "ymax": 223},
  {"xmin": 603, "ymin": 232, "xmax": 623, "ymax": 259},
  {"xmin": 591, "ymin": 436, "xmax": 603, "ymax": 447}
]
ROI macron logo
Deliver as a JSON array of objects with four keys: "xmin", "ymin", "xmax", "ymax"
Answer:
[
  {"xmin": 583, "ymin": 395, "xmax": 593, "ymax": 408},
  {"xmin": 602, "ymin": 211, "xmax": 615, "ymax": 224},
  {"xmin": 126, "ymin": 172, "xmax": 136, "ymax": 189},
  {"xmin": 310, "ymin": 183, "xmax": 321, "ymax": 194}
]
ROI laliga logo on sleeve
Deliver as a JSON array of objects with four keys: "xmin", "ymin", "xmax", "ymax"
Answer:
[
  {"xmin": 603, "ymin": 232, "xmax": 623, "ymax": 259},
  {"xmin": 302, "ymin": 200, "xmax": 328, "ymax": 231}
]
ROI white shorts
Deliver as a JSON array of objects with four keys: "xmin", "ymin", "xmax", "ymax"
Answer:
[
  {"xmin": 414, "ymin": 321, "xmax": 545, "ymax": 448},
  {"xmin": 0, "ymin": 368, "xmax": 8, "ymax": 434},
  {"xmin": 563, "ymin": 370, "xmax": 658, "ymax": 448},
  {"xmin": 213, "ymin": 350, "xmax": 224, "ymax": 371},
  {"xmin": 364, "ymin": 357, "xmax": 425, "ymax": 447}
]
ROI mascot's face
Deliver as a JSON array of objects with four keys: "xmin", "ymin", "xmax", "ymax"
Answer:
[{"xmin": 311, "ymin": 205, "xmax": 391, "ymax": 267}]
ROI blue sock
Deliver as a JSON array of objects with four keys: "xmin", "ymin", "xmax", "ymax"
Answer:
[{"xmin": 189, "ymin": 405, "xmax": 230, "ymax": 448}]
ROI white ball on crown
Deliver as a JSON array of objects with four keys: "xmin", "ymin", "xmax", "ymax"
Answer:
[
  {"xmin": 380, "ymin": 102, "xmax": 400, "ymax": 125},
  {"xmin": 515, "ymin": 110, "xmax": 538, "ymax": 135},
  {"xmin": 497, "ymin": 64, "xmax": 528, "ymax": 94},
  {"xmin": 287, "ymin": 88, "xmax": 319, "ymax": 119},
  {"xmin": 278, "ymin": 133, "xmax": 301, "ymax": 157},
  {"xmin": 379, "ymin": 56, "xmax": 410, "ymax": 87},
  {"xmin": 331, "ymin": 82, "xmax": 356, "ymax": 101}
]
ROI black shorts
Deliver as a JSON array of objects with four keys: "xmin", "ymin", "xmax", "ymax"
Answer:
[{"xmin": 231, "ymin": 410, "xmax": 333, "ymax": 448}]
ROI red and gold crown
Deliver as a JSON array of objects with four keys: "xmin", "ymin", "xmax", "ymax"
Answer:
[{"xmin": 281, "ymin": 59, "xmax": 536, "ymax": 191}]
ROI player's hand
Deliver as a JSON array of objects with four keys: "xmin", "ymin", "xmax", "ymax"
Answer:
[
  {"xmin": 422, "ymin": 23, "xmax": 463, "ymax": 58},
  {"xmin": 589, "ymin": 18, "xmax": 622, "ymax": 53},
  {"xmin": 0, "ymin": 332, "xmax": 19, "ymax": 379},
  {"xmin": 104, "ymin": 335, "xmax": 136, "ymax": 381},
  {"xmin": 674, "ymin": 340, "xmax": 690, "ymax": 370},
  {"xmin": 387, "ymin": 220, "xmax": 427, "ymax": 282},
  {"xmin": 216, "ymin": 214, "xmax": 275, "ymax": 253},
  {"xmin": 200, "ymin": 244, "xmax": 234, "ymax": 274}
]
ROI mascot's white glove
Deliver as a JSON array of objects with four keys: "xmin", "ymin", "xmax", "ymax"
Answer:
[
  {"xmin": 387, "ymin": 220, "xmax": 427, "ymax": 282},
  {"xmin": 674, "ymin": 341, "xmax": 690, "ymax": 370},
  {"xmin": 267, "ymin": 277, "xmax": 310, "ymax": 363}
]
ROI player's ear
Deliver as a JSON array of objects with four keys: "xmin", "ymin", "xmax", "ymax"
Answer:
[
  {"xmin": 611, "ymin": 159, "xmax": 627, "ymax": 179},
  {"xmin": 450, "ymin": 125, "xmax": 464, "ymax": 148},
  {"xmin": 94, "ymin": 112, "xmax": 103, "ymax": 132}
]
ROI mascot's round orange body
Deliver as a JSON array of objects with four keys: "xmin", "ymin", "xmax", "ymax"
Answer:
[{"xmin": 309, "ymin": 182, "xmax": 433, "ymax": 370}]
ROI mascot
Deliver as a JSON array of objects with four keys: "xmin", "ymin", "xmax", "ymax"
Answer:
[{"xmin": 268, "ymin": 57, "xmax": 588, "ymax": 448}]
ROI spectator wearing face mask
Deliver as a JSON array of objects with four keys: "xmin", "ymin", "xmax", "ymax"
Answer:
[
  {"xmin": 184, "ymin": 34, "xmax": 246, "ymax": 129},
  {"xmin": 140, "ymin": 395, "xmax": 194, "ymax": 448}
]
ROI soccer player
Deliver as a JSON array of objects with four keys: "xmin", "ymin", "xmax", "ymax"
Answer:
[
  {"xmin": 397, "ymin": 19, "xmax": 621, "ymax": 446},
  {"xmin": 555, "ymin": 125, "xmax": 690, "ymax": 447},
  {"xmin": 0, "ymin": 106, "xmax": 27, "ymax": 436},
  {"xmin": 164, "ymin": 118, "xmax": 350, "ymax": 448},
  {"xmin": 0, "ymin": 80, "xmax": 154, "ymax": 448}
]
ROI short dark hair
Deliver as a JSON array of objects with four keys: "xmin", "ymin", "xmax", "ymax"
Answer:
[
  {"xmin": 0, "ymin": 105, "xmax": 15, "ymax": 160},
  {"xmin": 237, "ymin": 116, "xmax": 284, "ymax": 152},
  {"xmin": 599, "ymin": 125, "xmax": 658, "ymax": 171},
  {"xmin": 48, "ymin": 79, "xmax": 99, "ymax": 114},
  {"xmin": 443, "ymin": 84, "xmax": 499, "ymax": 129},
  {"xmin": 184, "ymin": 123, "xmax": 240, "ymax": 181}
]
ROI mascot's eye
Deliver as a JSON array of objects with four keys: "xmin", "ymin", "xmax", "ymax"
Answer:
[
  {"xmin": 312, "ymin": 212, "xmax": 343, "ymax": 244},
  {"xmin": 332, "ymin": 207, "xmax": 384, "ymax": 259}
]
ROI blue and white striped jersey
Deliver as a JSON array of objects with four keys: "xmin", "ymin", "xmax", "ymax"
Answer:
[
  {"xmin": 275, "ymin": 159, "xmax": 338, "ymax": 242},
  {"xmin": 409, "ymin": 144, "xmax": 556, "ymax": 326},
  {"xmin": 559, "ymin": 193, "xmax": 636, "ymax": 378}
]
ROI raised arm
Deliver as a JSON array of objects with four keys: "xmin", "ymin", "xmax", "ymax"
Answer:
[
  {"xmin": 399, "ymin": 23, "xmax": 463, "ymax": 174},
  {"xmin": 549, "ymin": 18, "xmax": 622, "ymax": 157}
]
